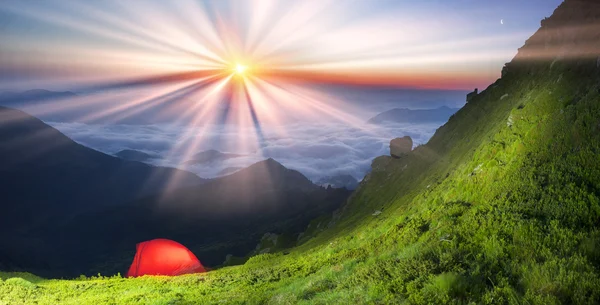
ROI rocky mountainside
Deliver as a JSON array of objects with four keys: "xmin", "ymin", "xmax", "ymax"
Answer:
[{"xmin": 331, "ymin": 0, "xmax": 600, "ymax": 302}]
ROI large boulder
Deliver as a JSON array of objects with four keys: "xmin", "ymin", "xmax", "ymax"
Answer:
[
  {"xmin": 390, "ymin": 136, "xmax": 413, "ymax": 158},
  {"xmin": 501, "ymin": 63, "xmax": 510, "ymax": 77}
]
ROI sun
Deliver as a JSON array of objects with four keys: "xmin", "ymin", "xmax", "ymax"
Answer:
[{"xmin": 235, "ymin": 64, "xmax": 247, "ymax": 75}]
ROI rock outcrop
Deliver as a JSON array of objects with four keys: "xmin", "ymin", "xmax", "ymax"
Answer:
[
  {"xmin": 390, "ymin": 136, "xmax": 413, "ymax": 158},
  {"xmin": 501, "ymin": 63, "xmax": 510, "ymax": 77},
  {"xmin": 466, "ymin": 88, "xmax": 478, "ymax": 102}
]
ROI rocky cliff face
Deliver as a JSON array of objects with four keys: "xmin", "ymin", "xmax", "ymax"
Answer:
[
  {"xmin": 506, "ymin": 0, "xmax": 600, "ymax": 69},
  {"xmin": 466, "ymin": 88, "xmax": 478, "ymax": 102}
]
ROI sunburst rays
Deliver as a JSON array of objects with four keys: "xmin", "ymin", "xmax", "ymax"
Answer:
[
  {"xmin": 1, "ymin": 1, "xmax": 393, "ymax": 167},
  {"xmin": 1, "ymin": 0, "xmax": 587, "ymax": 193}
]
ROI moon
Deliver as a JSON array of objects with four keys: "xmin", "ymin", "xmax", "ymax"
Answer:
[{"xmin": 501, "ymin": 19, "xmax": 504, "ymax": 25}]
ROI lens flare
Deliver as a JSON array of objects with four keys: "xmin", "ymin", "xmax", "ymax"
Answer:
[
  {"xmin": 1, "ymin": 0, "xmax": 586, "ymax": 193},
  {"xmin": 235, "ymin": 64, "xmax": 247, "ymax": 75}
]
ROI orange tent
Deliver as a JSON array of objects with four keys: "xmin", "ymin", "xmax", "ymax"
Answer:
[{"xmin": 127, "ymin": 239, "xmax": 206, "ymax": 277}]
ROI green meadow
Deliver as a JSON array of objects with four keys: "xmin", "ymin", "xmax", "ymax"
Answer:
[{"xmin": 3, "ymin": 52, "xmax": 600, "ymax": 304}]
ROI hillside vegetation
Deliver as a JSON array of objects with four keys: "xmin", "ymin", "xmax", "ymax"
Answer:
[{"xmin": 2, "ymin": 0, "xmax": 600, "ymax": 304}]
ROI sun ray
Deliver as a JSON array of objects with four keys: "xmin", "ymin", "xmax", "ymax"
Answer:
[
  {"xmin": 1, "ymin": 0, "xmax": 583, "ymax": 193},
  {"xmin": 162, "ymin": 73, "xmax": 235, "ymax": 162},
  {"xmin": 78, "ymin": 79, "xmax": 213, "ymax": 124}
]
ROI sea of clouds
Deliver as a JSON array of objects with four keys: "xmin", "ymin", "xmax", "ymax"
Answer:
[
  {"xmin": 42, "ymin": 87, "xmax": 466, "ymax": 183},
  {"xmin": 48, "ymin": 120, "xmax": 442, "ymax": 182}
]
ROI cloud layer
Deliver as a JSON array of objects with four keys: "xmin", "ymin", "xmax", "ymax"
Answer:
[
  {"xmin": 42, "ymin": 87, "xmax": 462, "ymax": 183},
  {"xmin": 49, "ymin": 120, "xmax": 442, "ymax": 182}
]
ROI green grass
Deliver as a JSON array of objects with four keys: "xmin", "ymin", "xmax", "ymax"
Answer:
[{"xmin": 3, "ymin": 37, "xmax": 600, "ymax": 305}]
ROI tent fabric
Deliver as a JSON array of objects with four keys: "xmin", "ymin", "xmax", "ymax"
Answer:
[{"xmin": 126, "ymin": 239, "xmax": 206, "ymax": 277}]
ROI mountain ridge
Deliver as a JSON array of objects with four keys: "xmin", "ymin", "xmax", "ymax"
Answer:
[
  {"xmin": 0, "ymin": 89, "xmax": 78, "ymax": 102},
  {"xmin": 0, "ymin": 106, "xmax": 205, "ymax": 231},
  {"xmin": 18, "ymin": 154, "xmax": 350, "ymax": 277},
  {"xmin": 367, "ymin": 106, "xmax": 460, "ymax": 124}
]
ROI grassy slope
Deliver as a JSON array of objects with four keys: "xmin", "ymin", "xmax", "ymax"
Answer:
[{"xmin": 2, "ymin": 1, "xmax": 600, "ymax": 304}]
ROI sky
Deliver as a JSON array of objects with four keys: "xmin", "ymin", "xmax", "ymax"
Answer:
[
  {"xmin": 0, "ymin": 0, "xmax": 563, "ymax": 91},
  {"xmin": 0, "ymin": 0, "xmax": 565, "ymax": 184}
]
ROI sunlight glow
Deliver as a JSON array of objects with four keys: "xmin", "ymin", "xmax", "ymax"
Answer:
[
  {"xmin": 0, "ymin": 0, "xmax": 578, "ymax": 193},
  {"xmin": 235, "ymin": 64, "xmax": 247, "ymax": 75}
]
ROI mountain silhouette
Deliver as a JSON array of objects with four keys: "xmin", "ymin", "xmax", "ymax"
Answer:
[
  {"xmin": 8, "ymin": 156, "xmax": 350, "ymax": 277},
  {"xmin": 0, "ymin": 107, "xmax": 350, "ymax": 277},
  {"xmin": 0, "ymin": 89, "xmax": 78, "ymax": 104},
  {"xmin": 367, "ymin": 106, "xmax": 459, "ymax": 124},
  {"xmin": 0, "ymin": 106, "xmax": 204, "ymax": 234}
]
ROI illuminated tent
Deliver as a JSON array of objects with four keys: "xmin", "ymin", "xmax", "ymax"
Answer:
[{"xmin": 126, "ymin": 239, "xmax": 206, "ymax": 277}]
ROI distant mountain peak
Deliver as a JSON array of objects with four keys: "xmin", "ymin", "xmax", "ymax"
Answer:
[
  {"xmin": 215, "ymin": 158, "xmax": 317, "ymax": 193},
  {"xmin": 1, "ymin": 89, "xmax": 77, "ymax": 98},
  {"xmin": 263, "ymin": 157, "xmax": 284, "ymax": 166},
  {"xmin": 243, "ymin": 157, "xmax": 289, "ymax": 174},
  {"xmin": 367, "ymin": 106, "xmax": 459, "ymax": 124},
  {"xmin": 24, "ymin": 89, "xmax": 54, "ymax": 94}
]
